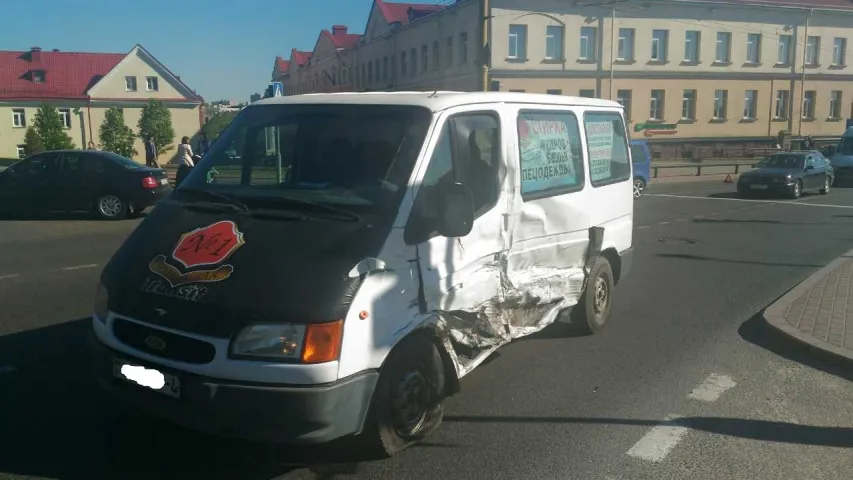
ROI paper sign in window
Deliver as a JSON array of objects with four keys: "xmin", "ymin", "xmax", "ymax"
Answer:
[
  {"xmin": 518, "ymin": 118, "xmax": 577, "ymax": 194},
  {"xmin": 586, "ymin": 121, "xmax": 614, "ymax": 182}
]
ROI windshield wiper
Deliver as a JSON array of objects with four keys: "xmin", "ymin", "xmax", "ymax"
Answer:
[
  {"xmin": 261, "ymin": 197, "xmax": 360, "ymax": 221},
  {"xmin": 176, "ymin": 187, "xmax": 249, "ymax": 211}
]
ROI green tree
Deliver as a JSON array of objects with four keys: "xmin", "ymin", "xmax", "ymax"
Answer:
[
  {"xmin": 203, "ymin": 111, "xmax": 237, "ymax": 140},
  {"xmin": 33, "ymin": 104, "xmax": 74, "ymax": 150},
  {"xmin": 23, "ymin": 127, "xmax": 45, "ymax": 156},
  {"xmin": 137, "ymin": 99, "xmax": 175, "ymax": 155},
  {"xmin": 99, "ymin": 107, "xmax": 137, "ymax": 158}
]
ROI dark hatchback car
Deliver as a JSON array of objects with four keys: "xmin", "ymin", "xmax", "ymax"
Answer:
[
  {"xmin": 0, "ymin": 150, "xmax": 172, "ymax": 219},
  {"xmin": 737, "ymin": 151, "xmax": 832, "ymax": 199}
]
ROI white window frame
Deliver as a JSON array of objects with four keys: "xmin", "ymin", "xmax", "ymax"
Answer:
[
  {"xmin": 545, "ymin": 25, "xmax": 564, "ymax": 60},
  {"xmin": 802, "ymin": 91, "xmax": 816, "ymax": 119},
  {"xmin": 59, "ymin": 108, "xmax": 72, "ymax": 129},
  {"xmin": 715, "ymin": 32, "xmax": 731, "ymax": 63},
  {"xmin": 830, "ymin": 91, "xmax": 842, "ymax": 119},
  {"xmin": 650, "ymin": 90, "xmax": 665, "ymax": 120},
  {"xmin": 833, "ymin": 38, "xmax": 846, "ymax": 66},
  {"xmin": 684, "ymin": 31, "xmax": 700, "ymax": 62},
  {"xmin": 125, "ymin": 76, "xmax": 137, "ymax": 92},
  {"xmin": 146, "ymin": 76, "xmax": 159, "ymax": 91},
  {"xmin": 746, "ymin": 34, "xmax": 761, "ymax": 63},
  {"xmin": 617, "ymin": 28, "xmax": 634, "ymax": 61},
  {"xmin": 16, "ymin": 145, "xmax": 25, "ymax": 159},
  {"xmin": 682, "ymin": 89, "xmax": 696, "ymax": 120},
  {"xmin": 777, "ymin": 35, "xmax": 792, "ymax": 65},
  {"xmin": 713, "ymin": 90, "xmax": 728, "ymax": 119},
  {"xmin": 651, "ymin": 30, "xmax": 668, "ymax": 62},
  {"xmin": 12, "ymin": 109, "xmax": 25, "ymax": 128},
  {"xmin": 775, "ymin": 90, "xmax": 790, "ymax": 119},
  {"xmin": 743, "ymin": 90, "xmax": 757, "ymax": 119},
  {"xmin": 617, "ymin": 89, "xmax": 632, "ymax": 119},
  {"xmin": 580, "ymin": 27, "xmax": 596, "ymax": 60},
  {"xmin": 32, "ymin": 70, "xmax": 45, "ymax": 83},
  {"xmin": 806, "ymin": 36, "xmax": 820, "ymax": 66},
  {"xmin": 508, "ymin": 24, "xmax": 527, "ymax": 59}
]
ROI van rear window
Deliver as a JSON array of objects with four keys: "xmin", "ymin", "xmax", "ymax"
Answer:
[
  {"xmin": 516, "ymin": 110, "xmax": 585, "ymax": 199},
  {"xmin": 584, "ymin": 112, "xmax": 630, "ymax": 187}
]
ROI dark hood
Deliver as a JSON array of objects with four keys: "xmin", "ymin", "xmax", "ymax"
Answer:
[
  {"xmin": 102, "ymin": 201, "xmax": 397, "ymax": 338},
  {"xmin": 742, "ymin": 167, "xmax": 800, "ymax": 178}
]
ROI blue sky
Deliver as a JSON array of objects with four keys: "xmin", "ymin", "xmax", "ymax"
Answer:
[{"xmin": 0, "ymin": 0, "xmax": 445, "ymax": 103}]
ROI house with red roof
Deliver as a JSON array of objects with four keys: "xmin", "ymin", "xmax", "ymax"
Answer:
[{"xmin": 0, "ymin": 44, "xmax": 203, "ymax": 161}]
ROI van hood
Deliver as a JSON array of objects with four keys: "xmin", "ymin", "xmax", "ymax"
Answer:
[{"xmin": 102, "ymin": 201, "xmax": 396, "ymax": 338}]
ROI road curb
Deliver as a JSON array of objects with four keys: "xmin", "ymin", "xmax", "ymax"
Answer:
[{"xmin": 764, "ymin": 248, "xmax": 853, "ymax": 363}]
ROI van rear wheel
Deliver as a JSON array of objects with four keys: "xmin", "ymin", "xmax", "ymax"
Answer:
[
  {"xmin": 572, "ymin": 257, "xmax": 614, "ymax": 335},
  {"xmin": 361, "ymin": 335, "xmax": 445, "ymax": 458},
  {"xmin": 633, "ymin": 178, "xmax": 646, "ymax": 198}
]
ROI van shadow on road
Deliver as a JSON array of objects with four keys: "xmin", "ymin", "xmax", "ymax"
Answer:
[{"xmin": 0, "ymin": 319, "xmax": 382, "ymax": 480}]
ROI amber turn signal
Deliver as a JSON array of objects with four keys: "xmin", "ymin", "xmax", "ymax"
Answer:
[{"xmin": 302, "ymin": 320, "xmax": 344, "ymax": 364}]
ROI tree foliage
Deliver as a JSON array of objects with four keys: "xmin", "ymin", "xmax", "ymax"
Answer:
[
  {"xmin": 203, "ymin": 111, "xmax": 237, "ymax": 140},
  {"xmin": 33, "ymin": 104, "xmax": 74, "ymax": 150},
  {"xmin": 99, "ymin": 107, "xmax": 137, "ymax": 158},
  {"xmin": 23, "ymin": 127, "xmax": 45, "ymax": 156},
  {"xmin": 137, "ymin": 99, "xmax": 175, "ymax": 155}
]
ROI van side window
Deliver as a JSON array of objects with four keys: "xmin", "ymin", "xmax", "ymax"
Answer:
[
  {"xmin": 584, "ymin": 112, "xmax": 630, "ymax": 187},
  {"xmin": 517, "ymin": 110, "xmax": 585, "ymax": 199},
  {"xmin": 405, "ymin": 113, "xmax": 501, "ymax": 244}
]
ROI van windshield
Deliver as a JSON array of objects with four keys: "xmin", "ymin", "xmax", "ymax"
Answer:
[
  {"xmin": 838, "ymin": 137, "xmax": 853, "ymax": 155},
  {"xmin": 630, "ymin": 145, "xmax": 646, "ymax": 163},
  {"xmin": 179, "ymin": 103, "xmax": 433, "ymax": 212}
]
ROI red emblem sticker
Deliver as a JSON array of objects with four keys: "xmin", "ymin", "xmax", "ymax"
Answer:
[{"xmin": 171, "ymin": 220, "xmax": 246, "ymax": 269}]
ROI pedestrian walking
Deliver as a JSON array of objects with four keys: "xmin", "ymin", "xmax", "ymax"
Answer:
[
  {"xmin": 87, "ymin": 141, "xmax": 98, "ymax": 150},
  {"xmin": 144, "ymin": 135, "xmax": 159, "ymax": 167},
  {"xmin": 198, "ymin": 132, "xmax": 211, "ymax": 157},
  {"xmin": 175, "ymin": 136, "xmax": 195, "ymax": 187}
]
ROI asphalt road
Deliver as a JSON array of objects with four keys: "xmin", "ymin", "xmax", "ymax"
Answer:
[{"xmin": 1, "ymin": 180, "xmax": 852, "ymax": 480}]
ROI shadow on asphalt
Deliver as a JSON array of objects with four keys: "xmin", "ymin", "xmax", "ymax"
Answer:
[
  {"xmin": 443, "ymin": 414, "xmax": 853, "ymax": 448},
  {"xmin": 0, "ymin": 319, "xmax": 383, "ymax": 480},
  {"xmin": 738, "ymin": 312, "xmax": 853, "ymax": 383},
  {"xmin": 655, "ymin": 253, "xmax": 824, "ymax": 269}
]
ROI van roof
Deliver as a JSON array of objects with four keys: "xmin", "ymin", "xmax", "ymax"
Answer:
[{"xmin": 252, "ymin": 91, "xmax": 624, "ymax": 112}]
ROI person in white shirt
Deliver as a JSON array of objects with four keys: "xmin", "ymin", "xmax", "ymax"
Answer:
[{"xmin": 175, "ymin": 136, "xmax": 195, "ymax": 186}]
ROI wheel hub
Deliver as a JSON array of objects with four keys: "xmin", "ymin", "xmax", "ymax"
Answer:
[
  {"xmin": 99, "ymin": 195, "xmax": 122, "ymax": 217},
  {"xmin": 594, "ymin": 276, "xmax": 609, "ymax": 315},
  {"xmin": 391, "ymin": 369, "xmax": 430, "ymax": 438}
]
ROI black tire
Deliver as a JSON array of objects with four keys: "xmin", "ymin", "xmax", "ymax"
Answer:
[
  {"xmin": 633, "ymin": 178, "xmax": 646, "ymax": 199},
  {"xmin": 820, "ymin": 175, "xmax": 831, "ymax": 195},
  {"xmin": 789, "ymin": 180, "xmax": 802, "ymax": 199},
  {"xmin": 571, "ymin": 257, "xmax": 614, "ymax": 335},
  {"xmin": 361, "ymin": 335, "xmax": 445, "ymax": 458},
  {"xmin": 95, "ymin": 193, "xmax": 128, "ymax": 220}
]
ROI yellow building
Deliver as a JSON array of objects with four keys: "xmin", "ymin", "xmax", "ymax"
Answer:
[{"xmin": 0, "ymin": 44, "xmax": 203, "ymax": 161}]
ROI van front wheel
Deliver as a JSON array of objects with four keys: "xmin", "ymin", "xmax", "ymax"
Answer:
[
  {"xmin": 572, "ymin": 257, "xmax": 614, "ymax": 335},
  {"xmin": 633, "ymin": 178, "xmax": 646, "ymax": 198},
  {"xmin": 362, "ymin": 335, "xmax": 445, "ymax": 458}
]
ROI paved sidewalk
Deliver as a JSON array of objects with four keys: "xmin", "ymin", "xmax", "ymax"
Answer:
[{"xmin": 765, "ymin": 248, "xmax": 853, "ymax": 361}]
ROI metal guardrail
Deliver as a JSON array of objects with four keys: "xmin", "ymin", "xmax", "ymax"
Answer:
[{"xmin": 651, "ymin": 162, "xmax": 757, "ymax": 178}]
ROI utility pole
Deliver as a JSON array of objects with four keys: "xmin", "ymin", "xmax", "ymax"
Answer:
[{"xmin": 481, "ymin": 0, "xmax": 490, "ymax": 91}]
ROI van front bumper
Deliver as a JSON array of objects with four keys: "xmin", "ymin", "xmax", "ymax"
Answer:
[{"xmin": 88, "ymin": 330, "xmax": 378, "ymax": 444}]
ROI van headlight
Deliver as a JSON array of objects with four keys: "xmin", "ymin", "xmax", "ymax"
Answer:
[
  {"xmin": 230, "ymin": 320, "xmax": 343, "ymax": 363},
  {"xmin": 94, "ymin": 282, "xmax": 109, "ymax": 323}
]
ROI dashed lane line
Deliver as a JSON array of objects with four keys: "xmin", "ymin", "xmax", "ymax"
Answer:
[
  {"xmin": 0, "ymin": 264, "xmax": 100, "ymax": 281},
  {"xmin": 687, "ymin": 374, "xmax": 737, "ymax": 403},
  {"xmin": 0, "ymin": 274, "xmax": 20, "ymax": 281},
  {"xmin": 626, "ymin": 414, "xmax": 689, "ymax": 463},
  {"xmin": 60, "ymin": 264, "xmax": 99, "ymax": 271}
]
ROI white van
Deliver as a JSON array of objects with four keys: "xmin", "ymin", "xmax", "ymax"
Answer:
[{"xmin": 89, "ymin": 91, "xmax": 634, "ymax": 456}]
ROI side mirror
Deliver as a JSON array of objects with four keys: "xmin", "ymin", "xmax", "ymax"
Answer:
[{"xmin": 436, "ymin": 183, "xmax": 474, "ymax": 238}]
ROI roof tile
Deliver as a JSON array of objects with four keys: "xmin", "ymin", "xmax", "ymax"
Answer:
[{"xmin": 0, "ymin": 49, "xmax": 125, "ymax": 100}]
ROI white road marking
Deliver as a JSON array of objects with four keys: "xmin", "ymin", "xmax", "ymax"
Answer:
[
  {"xmin": 636, "ymin": 225, "xmax": 650, "ymax": 229},
  {"xmin": 0, "ymin": 365, "xmax": 16, "ymax": 374},
  {"xmin": 687, "ymin": 374, "xmax": 737, "ymax": 402},
  {"xmin": 658, "ymin": 221, "xmax": 670, "ymax": 225},
  {"xmin": 61, "ymin": 264, "xmax": 99, "ymax": 271},
  {"xmin": 0, "ymin": 274, "xmax": 19, "ymax": 280},
  {"xmin": 646, "ymin": 194, "xmax": 853, "ymax": 209},
  {"xmin": 626, "ymin": 414, "xmax": 689, "ymax": 463}
]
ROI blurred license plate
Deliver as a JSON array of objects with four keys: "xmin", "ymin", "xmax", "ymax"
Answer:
[
  {"xmin": 113, "ymin": 359, "xmax": 181, "ymax": 398},
  {"xmin": 750, "ymin": 185, "xmax": 768, "ymax": 190},
  {"xmin": 159, "ymin": 178, "xmax": 169, "ymax": 186}
]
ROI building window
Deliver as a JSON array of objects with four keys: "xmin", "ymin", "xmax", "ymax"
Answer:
[
  {"xmin": 546, "ymin": 89, "xmax": 563, "ymax": 95},
  {"xmin": 16, "ymin": 145, "xmax": 25, "ymax": 159},
  {"xmin": 125, "ymin": 76, "xmax": 137, "ymax": 92},
  {"xmin": 508, "ymin": 24, "xmax": 527, "ymax": 59},
  {"xmin": 715, "ymin": 32, "xmax": 731, "ymax": 63},
  {"xmin": 509, "ymin": 89, "xmax": 526, "ymax": 92},
  {"xmin": 579, "ymin": 89, "xmax": 595, "ymax": 98},
  {"xmin": 368, "ymin": 62, "xmax": 373, "ymax": 83},
  {"xmin": 59, "ymin": 108, "xmax": 71, "ymax": 129},
  {"xmin": 12, "ymin": 109, "xmax": 25, "ymax": 128},
  {"xmin": 146, "ymin": 76, "xmax": 159, "ymax": 91},
  {"xmin": 421, "ymin": 45, "xmax": 428, "ymax": 72},
  {"xmin": 651, "ymin": 30, "xmax": 668, "ymax": 62},
  {"xmin": 390, "ymin": 56, "xmax": 396, "ymax": 79},
  {"xmin": 580, "ymin": 27, "xmax": 596, "ymax": 60},
  {"xmin": 446, "ymin": 36, "xmax": 454, "ymax": 67},
  {"xmin": 411, "ymin": 48, "xmax": 418, "ymax": 74},
  {"xmin": 775, "ymin": 90, "xmax": 790, "ymax": 119},
  {"xmin": 433, "ymin": 41, "xmax": 440, "ymax": 70},
  {"xmin": 778, "ymin": 35, "xmax": 792, "ymax": 65},
  {"xmin": 460, "ymin": 32, "xmax": 468, "ymax": 63},
  {"xmin": 833, "ymin": 38, "xmax": 847, "ymax": 66},
  {"xmin": 830, "ymin": 91, "xmax": 843, "ymax": 119},
  {"xmin": 713, "ymin": 90, "xmax": 728, "ymax": 119},
  {"xmin": 401, "ymin": 52, "xmax": 407, "ymax": 76},
  {"xmin": 743, "ymin": 90, "xmax": 757, "ymax": 119},
  {"xmin": 617, "ymin": 28, "xmax": 635, "ymax": 61},
  {"xmin": 746, "ymin": 34, "xmax": 761, "ymax": 63},
  {"xmin": 684, "ymin": 31, "xmax": 700, "ymax": 62},
  {"xmin": 682, "ymin": 89, "xmax": 696, "ymax": 119},
  {"xmin": 383, "ymin": 57, "xmax": 388, "ymax": 81},
  {"xmin": 649, "ymin": 90, "xmax": 665, "ymax": 120},
  {"xmin": 617, "ymin": 90, "xmax": 632, "ymax": 120},
  {"xmin": 32, "ymin": 70, "xmax": 45, "ymax": 83},
  {"xmin": 802, "ymin": 91, "xmax": 816, "ymax": 119},
  {"xmin": 806, "ymin": 36, "xmax": 820, "ymax": 66},
  {"xmin": 545, "ymin": 25, "xmax": 564, "ymax": 60}
]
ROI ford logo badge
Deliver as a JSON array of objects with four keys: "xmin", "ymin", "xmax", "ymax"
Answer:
[{"xmin": 144, "ymin": 336, "xmax": 166, "ymax": 351}]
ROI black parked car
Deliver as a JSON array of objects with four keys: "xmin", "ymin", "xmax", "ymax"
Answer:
[
  {"xmin": 0, "ymin": 150, "xmax": 172, "ymax": 219},
  {"xmin": 737, "ymin": 151, "xmax": 833, "ymax": 199}
]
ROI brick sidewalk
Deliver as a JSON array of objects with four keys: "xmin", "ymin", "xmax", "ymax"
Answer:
[{"xmin": 765, "ymin": 250, "xmax": 853, "ymax": 361}]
